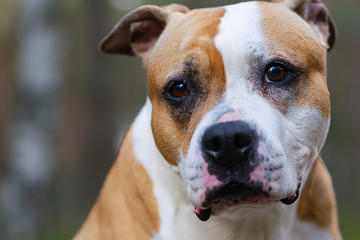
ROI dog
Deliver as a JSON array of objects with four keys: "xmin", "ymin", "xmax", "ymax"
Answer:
[{"xmin": 75, "ymin": 0, "xmax": 341, "ymax": 239}]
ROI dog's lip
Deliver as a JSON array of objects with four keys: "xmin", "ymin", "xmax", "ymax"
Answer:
[
  {"xmin": 280, "ymin": 182, "xmax": 301, "ymax": 205},
  {"xmin": 196, "ymin": 181, "xmax": 301, "ymax": 213},
  {"xmin": 193, "ymin": 206, "xmax": 212, "ymax": 221},
  {"xmin": 193, "ymin": 182, "xmax": 302, "ymax": 221},
  {"xmin": 204, "ymin": 181, "xmax": 267, "ymax": 207}
]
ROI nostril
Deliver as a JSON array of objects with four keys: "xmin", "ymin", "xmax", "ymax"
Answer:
[
  {"xmin": 204, "ymin": 136, "xmax": 221, "ymax": 152},
  {"xmin": 234, "ymin": 133, "xmax": 252, "ymax": 149},
  {"xmin": 201, "ymin": 121, "xmax": 258, "ymax": 167}
]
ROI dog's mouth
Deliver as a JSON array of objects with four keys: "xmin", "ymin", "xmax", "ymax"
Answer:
[
  {"xmin": 207, "ymin": 181, "xmax": 266, "ymax": 206},
  {"xmin": 193, "ymin": 181, "xmax": 301, "ymax": 221}
]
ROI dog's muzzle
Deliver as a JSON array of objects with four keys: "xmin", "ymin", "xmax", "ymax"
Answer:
[
  {"xmin": 199, "ymin": 121, "xmax": 264, "ymax": 212},
  {"xmin": 193, "ymin": 121, "xmax": 300, "ymax": 221}
]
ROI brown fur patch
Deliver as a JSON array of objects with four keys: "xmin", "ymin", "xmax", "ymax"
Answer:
[
  {"xmin": 297, "ymin": 158, "xmax": 341, "ymax": 239},
  {"xmin": 74, "ymin": 128, "xmax": 159, "ymax": 239},
  {"xmin": 145, "ymin": 8, "xmax": 226, "ymax": 165},
  {"xmin": 259, "ymin": 2, "xmax": 330, "ymax": 118}
]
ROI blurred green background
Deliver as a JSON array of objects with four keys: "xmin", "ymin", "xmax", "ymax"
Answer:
[{"xmin": 0, "ymin": 0, "xmax": 359, "ymax": 239}]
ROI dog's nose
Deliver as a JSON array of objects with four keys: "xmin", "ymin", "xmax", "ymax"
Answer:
[{"xmin": 201, "ymin": 121, "xmax": 256, "ymax": 167}]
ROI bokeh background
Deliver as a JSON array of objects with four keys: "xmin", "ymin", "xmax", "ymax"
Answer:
[{"xmin": 0, "ymin": 0, "xmax": 359, "ymax": 239}]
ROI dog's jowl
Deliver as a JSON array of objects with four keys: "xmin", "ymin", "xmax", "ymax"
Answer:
[{"xmin": 75, "ymin": 0, "xmax": 341, "ymax": 239}]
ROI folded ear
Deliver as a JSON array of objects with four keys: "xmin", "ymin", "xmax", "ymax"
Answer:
[
  {"xmin": 274, "ymin": 0, "xmax": 336, "ymax": 50},
  {"xmin": 99, "ymin": 4, "xmax": 189, "ymax": 57}
]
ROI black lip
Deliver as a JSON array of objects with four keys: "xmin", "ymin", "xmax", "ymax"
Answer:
[
  {"xmin": 195, "ymin": 207, "xmax": 212, "ymax": 222},
  {"xmin": 280, "ymin": 182, "xmax": 301, "ymax": 205},
  {"xmin": 204, "ymin": 181, "xmax": 265, "ymax": 207}
]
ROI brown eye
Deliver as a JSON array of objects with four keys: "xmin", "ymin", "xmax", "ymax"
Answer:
[
  {"xmin": 169, "ymin": 82, "xmax": 190, "ymax": 98},
  {"xmin": 266, "ymin": 65, "xmax": 287, "ymax": 82}
]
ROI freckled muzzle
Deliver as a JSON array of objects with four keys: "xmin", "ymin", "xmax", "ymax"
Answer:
[
  {"xmin": 194, "ymin": 182, "xmax": 301, "ymax": 222},
  {"xmin": 196, "ymin": 121, "xmax": 265, "ymax": 215},
  {"xmin": 193, "ymin": 121, "xmax": 301, "ymax": 221}
]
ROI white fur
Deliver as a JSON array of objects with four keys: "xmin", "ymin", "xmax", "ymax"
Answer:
[
  {"xmin": 216, "ymin": 2, "xmax": 262, "ymax": 98},
  {"xmin": 132, "ymin": 99, "xmax": 190, "ymax": 239},
  {"xmin": 292, "ymin": 220, "xmax": 334, "ymax": 240}
]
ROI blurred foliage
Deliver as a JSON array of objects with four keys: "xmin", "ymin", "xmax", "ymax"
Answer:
[
  {"xmin": 0, "ymin": 0, "xmax": 359, "ymax": 239},
  {"xmin": 340, "ymin": 217, "xmax": 360, "ymax": 240}
]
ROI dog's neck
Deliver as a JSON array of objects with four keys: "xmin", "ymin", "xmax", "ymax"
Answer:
[{"xmin": 131, "ymin": 99, "xmax": 332, "ymax": 240}]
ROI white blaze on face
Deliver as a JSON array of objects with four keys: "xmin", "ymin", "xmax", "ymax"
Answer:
[
  {"xmin": 216, "ymin": 2, "xmax": 297, "ymax": 194},
  {"xmin": 214, "ymin": 3, "xmax": 293, "ymax": 197},
  {"xmin": 215, "ymin": 2, "xmax": 262, "ymax": 98}
]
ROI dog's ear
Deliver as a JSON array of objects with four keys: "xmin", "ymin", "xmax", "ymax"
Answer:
[
  {"xmin": 273, "ymin": 0, "xmax": 336, "ymax": 51},
  {"xmin": 99, "ymin": 4, "xmax": 189, "ymax": 57}
]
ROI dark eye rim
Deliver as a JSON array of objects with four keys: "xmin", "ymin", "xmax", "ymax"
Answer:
[
  {"xmin": 265, "ymin": 64, "xmax": 287, "ymax": 82},
  {"xmin": 161, "ymin": 77, "xmax": 196, "ymax": 106},
  {"xmin": 168, "ymin": 81, "xmax": 190, "ymax": 98},
  {"xmin": 264, "ymin": 60, "xmax": 301, "ymax": 85}
]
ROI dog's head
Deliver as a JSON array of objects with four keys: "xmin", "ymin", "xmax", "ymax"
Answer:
[{"xmin": 100, "ymin": 0, "xmax": 335, "ymax": 219}]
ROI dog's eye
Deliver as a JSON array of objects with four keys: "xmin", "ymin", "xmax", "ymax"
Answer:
[
  {"xmin": 169, "ymin": 82, "xmax": 190, "ymax": 98},
  {"xmin": 265, "ymin": 64, "xmax": 287, "ymax": 82}
]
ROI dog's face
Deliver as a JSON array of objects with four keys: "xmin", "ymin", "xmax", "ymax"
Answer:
[{"xmin": 100, "ymin": 0, "xmax": 335, "ymax": 217}]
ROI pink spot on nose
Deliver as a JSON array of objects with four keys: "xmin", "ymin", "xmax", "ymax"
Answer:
[
  {"xmin": 216, "ymin": 112, "xmax": 243, "ymax": 123},
  {"xmin": 250, "ymin": 166, "xmax": 265, "ymax": 182},
  {"xmin": 202, "ymin": 161, "xmax": 222, "ymax": 188},
  {"xmin": 193, "ymin": 154, "xmax": 222, "ymax": 204}
]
